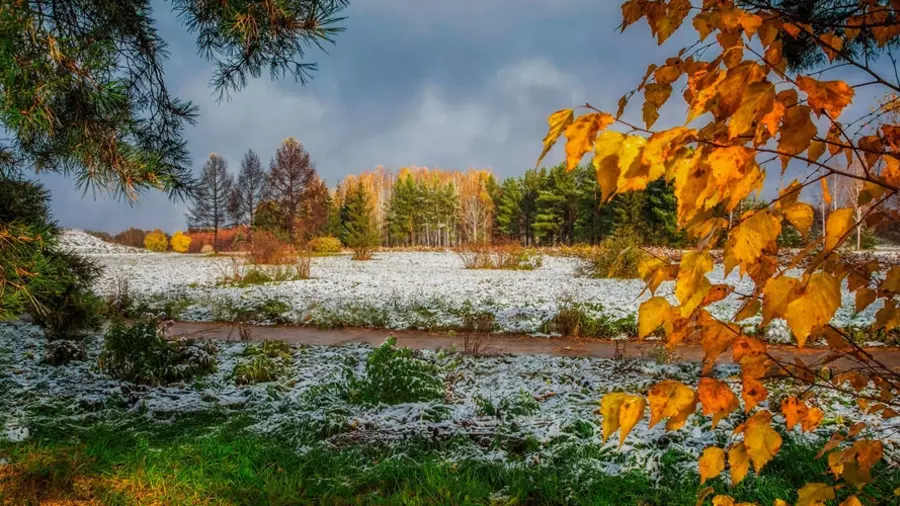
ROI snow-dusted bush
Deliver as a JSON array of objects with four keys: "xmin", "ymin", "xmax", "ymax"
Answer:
[
  {"xmin": 99, "ymin": 317, "xmax": 217, "ymax": 384},
  {"xmin": 343, "ymin": 336, "xmax": 444, "ymax": 405}
]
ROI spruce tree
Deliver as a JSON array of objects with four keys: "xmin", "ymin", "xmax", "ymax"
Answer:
[
  {"xmin": 342, "ymin": 182, "xmax": 379, "ymax": 260},
  {"xmin": 188, "ymin": 154, "xmax": 233, "ymax": 252}
]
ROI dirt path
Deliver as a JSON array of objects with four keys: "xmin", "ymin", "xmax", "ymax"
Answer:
[{"xmin": 169, "ymin": 321, "xmax": 900, "ymax": 370}]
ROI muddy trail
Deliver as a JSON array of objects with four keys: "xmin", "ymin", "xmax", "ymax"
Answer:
[{"xmin": 168, "ymin": 321, "xmax": 900, "ymax": 371}]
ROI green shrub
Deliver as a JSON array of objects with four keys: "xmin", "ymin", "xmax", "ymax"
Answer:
[
  {"xmin": 309, "ymin": 236, "xmax": 342, "ymax": 254},
  {"xmin": 348, "ymin": 336, "xmax": 444, "ymax": 405},
  {"xmin": 577, "ymin": 230, "xmax": 646, "ymax": 279},
  {"xmin": 232, "ymin": 340, "xmax": 294, "ymax": 385},
  {"xmin": 474, "ymin": 389, "xmax": 540, "ymax": 421},
  {"xmin": 541, "ymin": 300, "xmax": 637, "ymax": 338},
  {"xmin": 99, "ymin": 316, "xmax": 217, "ymax": 385},
  {"xmin": 233, "ymin": 355, "xmax": 284, "ymax": 385}
]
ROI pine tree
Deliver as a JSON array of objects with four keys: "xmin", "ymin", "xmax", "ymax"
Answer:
[
  {"xmin": 228, "ymin": 150, "xmax": 267, "ymax": 233},
  {"xmin": 188, "ymin": 154, "xmax": 233, "ymax": 252},
  {"xmin": 267, "ymin": 137, "xmax": 319, "ymax": 242},
  {"xmin": 342, "ymin": 181, "xmax": 379, "ymax": 260},
  {"xmin": 496, "ymin": 178, "xmax": 525, "ymax": 241}
]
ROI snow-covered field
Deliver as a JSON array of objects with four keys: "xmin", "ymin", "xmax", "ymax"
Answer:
[
  {"xmin": 63, "ymin": 238, "xmax": 878, "ymax": 340},
  {"xmin": 1, "ymin": 321, "xmax": 895, "ymax": 478}
]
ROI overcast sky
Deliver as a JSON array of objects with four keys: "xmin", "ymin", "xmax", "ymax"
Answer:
[{"xmin": 40, "ymin": 1, "xmax": 888, "ymax": 234}]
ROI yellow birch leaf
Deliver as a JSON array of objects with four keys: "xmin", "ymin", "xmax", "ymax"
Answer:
[
  {"xmin": 699, "ymin": 446, "xmax": 726, "ymax": 484},
  {"xmin": 538, "ymin": 109, "xmax": 574, "ymax": 167},
  {"xmin": 617, "ymin": 395, "xmax": 646, "ymax": 447},
  {"xmin": 762, "ymin": 275, "xmax": 800, "ymax": 326},
  {"xmin": 820, "ymin": 33, "xmax": 844, "ymax": 62},
  {"xmin": 739, "ymin": 410, "xmax": 782, "ymax": 473},
  {"xmin": 724, "ymin": 210, "xmax": 781, "ymax": 277},
  {"xmin": 825, "ymin": 208, "xmax": 855, "ymax": 251},
  {"xmin": 784, "ymin": 272, "xmax": 842, "ymax": 346},
  {"xmin": 564, "ymin": 112, "xmax": 614, "ymax": 172},
  {"xmin": 783, "ymin": 202, "xmax": 814, "ymax": 236},
  {"xmin": 808, "ymin": 139, "xmax": 826, "ymax": 163},
  {"xmin": 675, "ymin": 250, "xmax": 713, "ymax": 317},
  {"xmin": 639, "ymin": 296, "xmax": 672, "ymax": 339},
  {"xmin": 593, "ymin": 130, "xmax": 625, "ymax": 202},
  {"xmin": 599, "ymin": 392, "xmax": 646, "ymax": 446},
  {"xmin": 728, "ymin": 442, "xmax": 751, "ymax": 485},
  {"xmin": 729, "ymin": 81, "xmax": 775, "ymax": 140},
  {"xmin": 599, "ymin": 393, "xmax": 626, "ymax": 443},
  {"xmin": 796, "ymin": 483, "xmax": 835, "ymax": 506}
]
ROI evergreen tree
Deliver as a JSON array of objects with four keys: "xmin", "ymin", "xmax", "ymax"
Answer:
[
  {"xmin": 342, "ymin": 182, "xmax": 379, "ymax": 260},
  {"xmin": 496, "ymin": 178, "xmax": 525, "ymax": 241},
  {"xmin": 187, "ymin": 154, "xmax": 233, "ymax": 252},
  {"xmin": 533, "ymin": 165, "xmax": 578, "ymax": 245}
]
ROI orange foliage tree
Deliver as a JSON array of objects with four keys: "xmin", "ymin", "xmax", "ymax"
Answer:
[{"xmin": 540, "ymin": 1, "xmax": 900, "ymax": 504}]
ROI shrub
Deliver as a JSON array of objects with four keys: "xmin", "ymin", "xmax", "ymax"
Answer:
[
  {"xmin": 309, "ymin": 236, "xmax": 342, "ymax": 254},
  {"xmin": 99, "ymin": 316, "xmax": 217, "ymax": 385},
  {"xmin": 43, "ymin": 339, "xmax": 87, "ymax": 366},
  {"xmin": 346, "ymin": 336, "xmax": 444, "ymax": 405},
  {"xmin": 144, "ymin": 229, "xmax": 169, "ymax": 252},
  {"xmin": 249, "ymin": 230, "xmax": 295, "ymax": 264},
  {"xmin": 232, "ymin": 340, "xmax": 294, "ymax": 385},
  {"xmin": 457, "ymin": 243, "xmax": 543, "ymax": 270},
  {"xmin": 185, "ymin": 226, "xmax": 246, "ymax": 253},
  {"xmin": 170, "ymin": 230, "xmax": 192, "ymax": 253},
  {"xmin": 474, "ymin": 389, "xmax": 540, "ymax": 421},
  {"xmin": 541, "ymin": 299, "xmax": 637, "ymax": 338},
  {"xmin": 576, "ymin": 230, "xmax": 646, "ymax": 279}
]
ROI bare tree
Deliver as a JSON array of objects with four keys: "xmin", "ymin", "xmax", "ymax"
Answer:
[
  {"xmin": 188, "ymin": 153, "xmax": 233, "ymax": 252},
  {"xmin": 228, "ymin": 149, "xmax": 268, "ymax": 233},
  {"xmin": 835, "ymin": 161, "xmax": 869, "ymax": 250},
  {"xmin": 267, "ymin": 137, "xmax": 317, "ymax": 242}
]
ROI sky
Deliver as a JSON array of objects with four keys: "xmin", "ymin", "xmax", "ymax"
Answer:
[{"xmin": 39, "ymin": 1, "xmax": 890, "ymax": 234}]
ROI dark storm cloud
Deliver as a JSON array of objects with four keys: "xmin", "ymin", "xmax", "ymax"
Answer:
[{"xmin": 37, "ymin": 1, "xmax": 890, "ymax": 233}]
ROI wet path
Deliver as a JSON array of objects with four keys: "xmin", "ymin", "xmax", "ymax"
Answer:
[{"xmin": 168, "ymin": 321, "xmax": 900, "ymax": 370}]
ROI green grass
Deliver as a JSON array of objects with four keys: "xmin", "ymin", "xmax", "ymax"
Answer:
[{"xmin": 3, "ymin": 410, "xmax": 899, "ymax": 505}]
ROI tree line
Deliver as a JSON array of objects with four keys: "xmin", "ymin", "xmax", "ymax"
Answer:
[{"xmin": 186, "ymin": 143, "xmax": 690, "ymax": 250}]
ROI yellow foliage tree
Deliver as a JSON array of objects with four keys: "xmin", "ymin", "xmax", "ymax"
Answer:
[
  {"xmin": 540, "ymin": 2, "xmax": 900, "ymax": 504},
  {"xmin": 143, "ymin": 229, "xmax": 168, "ymax": 252},
  {"xmin": 170, "ymin": 230, "xmax": 191, "ymax": 253}
]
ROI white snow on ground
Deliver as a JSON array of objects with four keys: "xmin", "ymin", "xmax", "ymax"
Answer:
[
  {"xmin": 80, "ymin": 251, "xmax": 880, "ymax": 338},
  {"xmin": 59, "ymin": 229, "xmax": 149, "ymax": 255},
  {"xmin": 0, "ymin": 322, "xmax": 895, "ymax": 479}
]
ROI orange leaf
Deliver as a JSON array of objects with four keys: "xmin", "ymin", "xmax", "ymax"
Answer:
[
  {"xmin": 647, "ymin": 380, "xmax": 697, "ymax": 430},
  {"xmin": 698, "ymin": 378, "xmax": 739, "ymax": 428},
  {"xmin": 642, "ymin": 83, "xmax": 672, "ymax": 129},
  {"xmin": 538, "ymin": 109, "xmax": 574, "ymax": 167},
  {"xmin": 781, "ymin": 397, "xmax": 824, "ymax": 432},
  {"xmin": 724, "ymin": 210, "xmax": 781, "ymax": 278},
  {"xmin": 784, "ymin": 272, "xmax": 842, "ymax": 346},
  {"xmin": 593, "ymin": 130, "xmax": 625, "ymax": 202},
  {"xmin": 797, "ymin": 76, "xmax": 855, "ymax": 119},
  {"xmin": 564, "ymin": 112, "xmax": 614, "ymax": 172},
  {"xmin": 778, "ymin": 104, "xmax": 817, "ymax": 170},
  {"xmin": 729, "ymin": 81, "xmax": 775, "ymax": 140}
]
